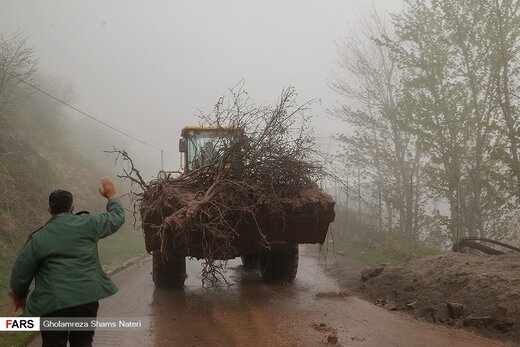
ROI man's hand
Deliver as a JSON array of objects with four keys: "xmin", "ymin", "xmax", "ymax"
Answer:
[
  {"xmin": 99, "ymin": 177, "xmax": 116, "ymax": 199},
  {"xmin": 8, "ymin": 289, "xmax": 26, "ymax": 311}
]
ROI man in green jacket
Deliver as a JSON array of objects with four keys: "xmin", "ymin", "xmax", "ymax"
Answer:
[{"xmin": 9, "ymin": 177, "xmax": 125, "ymax": 347}]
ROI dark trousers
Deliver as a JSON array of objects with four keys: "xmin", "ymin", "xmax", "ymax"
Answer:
[{"xmin": 41, "ymin": 301, "xmax": 99, "ymax": 347}]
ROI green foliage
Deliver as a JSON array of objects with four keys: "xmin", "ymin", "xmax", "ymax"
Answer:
[
  {"xmin": 0, "ymin": 332, "xmax": 35, "ymax": 347},
  {"xmin": 332, "ymin": 0, "xmax": 520, "ymax": 246}
]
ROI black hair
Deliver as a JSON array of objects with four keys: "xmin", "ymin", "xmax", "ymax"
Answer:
[{"xmin": 49, "ymin": 190, "xmax": 73, "ymax": 214}]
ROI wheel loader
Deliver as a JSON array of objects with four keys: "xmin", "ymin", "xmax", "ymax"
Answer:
[{"xmin": 143, "ymin": 126, "xmax": 335, "ymax": 287}]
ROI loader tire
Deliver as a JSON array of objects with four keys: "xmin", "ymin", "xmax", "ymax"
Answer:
[
  {"xmin": 152, "ymin": 252, "xmax": 186, "ymax": 288},
  {"xmin": 241, "ymin": 254, "xmax": 259, "ymax": 269},
  {"xmin": 259, "ymin": 243, "xmax": 298, "ymax": 283}
]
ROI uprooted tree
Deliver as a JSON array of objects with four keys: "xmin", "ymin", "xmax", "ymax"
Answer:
[{"xmin": 111, "ymin": 85, "xmax": 335, "ymax": 287}]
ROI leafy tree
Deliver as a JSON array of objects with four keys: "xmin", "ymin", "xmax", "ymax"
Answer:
[
  {"xmin": 387, "ymin": 0, "xmax": 512, "ymax": 241},
  {"xmin": 333, "ymin": 0, "xmax": 520, "ymax": 246},
  {"xmin": 489, "ymin": 0, "xmax": 520, "ymax": 199}
]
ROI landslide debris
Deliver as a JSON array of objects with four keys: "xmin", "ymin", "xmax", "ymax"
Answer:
[{"xmin": 360, "ymin": 252, "xmax": 520, "ymax": 341}]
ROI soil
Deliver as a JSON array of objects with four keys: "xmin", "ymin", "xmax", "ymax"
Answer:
[
  {"xmin": 142, "ymin": 181, "xmax": 335, "ymax": 257},
  {"xmin": 355, "ymin": 252, "xmax": 520, "ymax": 343}
]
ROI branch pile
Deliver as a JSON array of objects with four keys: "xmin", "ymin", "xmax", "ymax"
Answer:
[{"xmin": 115, "ymin": 85, "xmax": 335, "ymax": 286}]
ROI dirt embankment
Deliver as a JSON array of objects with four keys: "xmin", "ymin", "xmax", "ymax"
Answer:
[{"xmin": 358, "ymin": 252, "xmax": 520, "ymax": 342}]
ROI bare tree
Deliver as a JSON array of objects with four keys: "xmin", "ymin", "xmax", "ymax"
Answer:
[
  {"xmin": 0, "ymin": 32, "xmax": 38, "ymax": 120},
  {"xmin": 331, "ymin": 11, "xmax": 423, "ymax": 239}
]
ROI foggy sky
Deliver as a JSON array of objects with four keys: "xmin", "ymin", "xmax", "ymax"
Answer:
[{"xmin": 0, "ymin": 0, "xmax": 403, "ymax": 171}]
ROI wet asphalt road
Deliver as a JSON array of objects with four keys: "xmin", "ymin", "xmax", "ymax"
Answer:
[{"xmin": 28, "ymin": 246, "xmax": 507, "ymax": 347}]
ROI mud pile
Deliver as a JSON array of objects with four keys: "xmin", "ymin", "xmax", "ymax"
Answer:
[{"xmin": 360, "ymin": 252, "xmax": 520, "ymax": 341}]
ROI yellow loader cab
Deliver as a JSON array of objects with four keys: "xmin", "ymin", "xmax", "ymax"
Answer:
[{"xmin": 178, "ymin": 126, "xmax": 244, "ymax": 173}]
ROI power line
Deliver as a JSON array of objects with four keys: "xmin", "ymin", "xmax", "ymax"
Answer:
[{"xmin": 3, "ymin": 69, "xmax": 164, "ymax": 152}]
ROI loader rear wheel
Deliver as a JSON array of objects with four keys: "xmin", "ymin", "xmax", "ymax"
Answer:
[
  {"xmin": 152, "ymin": 252, "xmax": 186, "ymax": 288},
  {"xmin": 241, "ymin": 254, "xmax": 259, "ymax": 269},
  {"xmin": 259, "ymin": 243, "xmax": 299, "ymax": 283}
]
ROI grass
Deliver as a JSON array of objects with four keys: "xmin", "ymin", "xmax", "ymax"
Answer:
[
  {"xmin": 331, "ymin": 233, "xmax": 441, "ymax": 266},
  {"xmin": 0, "ymin": 262, "xmax": 35, "ymax": 347},
  {"xmin": 0, "ymin": 332, "xmax": 33, "ymax": 347}
]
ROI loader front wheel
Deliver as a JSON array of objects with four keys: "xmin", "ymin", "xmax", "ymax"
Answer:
[
  {"xmin": 152, "ymin": 252, "xmax": 186, "ymax": 288},
  {"xmin": 259, "ymin": 243, "xmax": 299, "ymax": 283}
]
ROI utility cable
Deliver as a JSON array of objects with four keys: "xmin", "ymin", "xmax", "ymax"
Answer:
[{"xmin": 3, "ymin": 69, "xmax": 164, "ymax": 152}]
